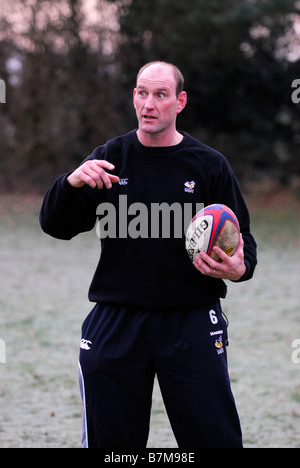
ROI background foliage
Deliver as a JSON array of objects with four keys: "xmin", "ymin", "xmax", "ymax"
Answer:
[{"xmin": 0, "ymin": 0, "xmax": 300, "ymax": 191}]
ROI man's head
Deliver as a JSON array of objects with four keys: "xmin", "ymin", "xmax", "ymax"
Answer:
[
  {"xmin": 133, "ymin": 62, "xmax": 187, "ymax": 146},
  {"xmin": 136, "ymin": 62, "xmax": 184, "ymax": 98}
]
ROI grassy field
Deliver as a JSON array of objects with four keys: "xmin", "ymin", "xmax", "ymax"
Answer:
[{"xmin": 0, "ymin": 192, "xmax": 299, "ymax": 448}]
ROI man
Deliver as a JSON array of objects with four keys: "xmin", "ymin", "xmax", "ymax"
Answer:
[{"xmin": 40, "ymin": 62, "xmax": 257, "ymax": 448}]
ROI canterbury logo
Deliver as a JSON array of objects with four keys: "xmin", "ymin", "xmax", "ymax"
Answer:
[
  {"xmin": 119, "ymin": 178, "xmax": 128, "ymax": 185},
  {"xmin": 80, "ymin": 339, "xmax": 92, "ymax": 350}
]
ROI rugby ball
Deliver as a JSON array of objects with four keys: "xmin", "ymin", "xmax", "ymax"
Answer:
[{"xmin": 185, "ymin": 204, "xmax": 240, "ymax": 262}]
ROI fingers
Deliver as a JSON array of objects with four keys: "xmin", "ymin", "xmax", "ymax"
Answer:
[
  {"xmin": 83, "ymin": 160, "xmax": 119, "ymax": 189},
  {"xmin": 108, "ymin": 174, "xmax": 120, "ymax": 184},
  {"xmin": 193, "ymin": 251, "xmax": 220, "ymax": 278},
  {"xmin": 212, "ymin": 234, "xmax": 244, "ymax": 262},
  {"xmin": 193, "ymin": 234, "xmax": 246, "ymax": 281},
  {"xmin": 93, "ymin": 160, "xmax": 115, "ymax": 171},
  {"xmin": 68, "ymin": 160, "xmax": 119, "ymax": 189},
  {"xmin": 237, "ymin": 233, "xmax": 244, "ymax": 252}
]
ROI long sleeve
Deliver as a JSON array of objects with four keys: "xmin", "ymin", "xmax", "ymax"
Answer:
[
  {"xmin": 213, "ymin": 157, "xmax": 257, "ymax": 283},
  {"xmin": 39, "ymin": 173, "xmax": 102, "ymax": 240}
]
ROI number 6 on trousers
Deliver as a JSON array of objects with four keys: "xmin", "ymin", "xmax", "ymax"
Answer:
[{"xmin": 209, "ymin": 310, "xmax": 218, "ymax": 325}]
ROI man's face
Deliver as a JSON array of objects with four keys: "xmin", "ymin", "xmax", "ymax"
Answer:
[{"xmin": 133, "ymin": 65, "xmax": 186, "ymax": 139}]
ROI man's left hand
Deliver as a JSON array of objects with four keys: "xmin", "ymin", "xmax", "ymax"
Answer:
[{"xmin": 193, "ymin": 234, "xmax": 246, "ymax": 281}]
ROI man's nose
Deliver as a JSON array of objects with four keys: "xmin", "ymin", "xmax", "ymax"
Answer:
[{"xmin": 145, "ymin": 94, "xmax": 155, "ymax": 109}]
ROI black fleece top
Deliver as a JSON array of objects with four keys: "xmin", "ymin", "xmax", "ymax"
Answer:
[{"xmin": 40, "ymin": 130, "xmax": 257, "ymax": 309}]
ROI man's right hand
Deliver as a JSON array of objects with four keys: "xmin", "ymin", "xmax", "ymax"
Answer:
[{"xmin": 67, "ymin": 160, "xmax": 120, "ymax": 189}]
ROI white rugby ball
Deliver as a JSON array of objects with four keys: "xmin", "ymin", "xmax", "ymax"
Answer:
[{"xmin": 185, "ymin": 203, "xmax": 240, "ymax": 262}]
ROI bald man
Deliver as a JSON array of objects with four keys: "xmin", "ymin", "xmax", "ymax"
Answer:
[{"xmin": 40, "ymin": 62, "xmax": 257, "ymax": 448}]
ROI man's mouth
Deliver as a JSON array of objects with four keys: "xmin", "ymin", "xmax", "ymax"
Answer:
[{"xmin": 143, "ymin": 115, "xmax": 157, "ymax": 120}]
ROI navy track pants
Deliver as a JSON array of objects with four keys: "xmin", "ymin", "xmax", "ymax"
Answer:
[{"xmin": 78, "ymin": 302, "xmax": 243, "ymax": 448}]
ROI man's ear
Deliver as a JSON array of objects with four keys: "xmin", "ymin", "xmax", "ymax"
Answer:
[{"xmin": 176, "ymin": 91, "xmax": 187, "ymax": 114}]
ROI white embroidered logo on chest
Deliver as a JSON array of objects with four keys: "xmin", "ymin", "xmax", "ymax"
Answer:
[
  {"xmin": 184, "ymin": 181, "xmax": 196, "ymax": 193},
  {"xmin": 119, "ymin": 178, "xmax": 129, "ymax": 186}
]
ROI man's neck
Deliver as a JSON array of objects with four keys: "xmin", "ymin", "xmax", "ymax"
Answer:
[{"xmin": 136, "ymin": 129, "xmax": 183, "ymax": 147}]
